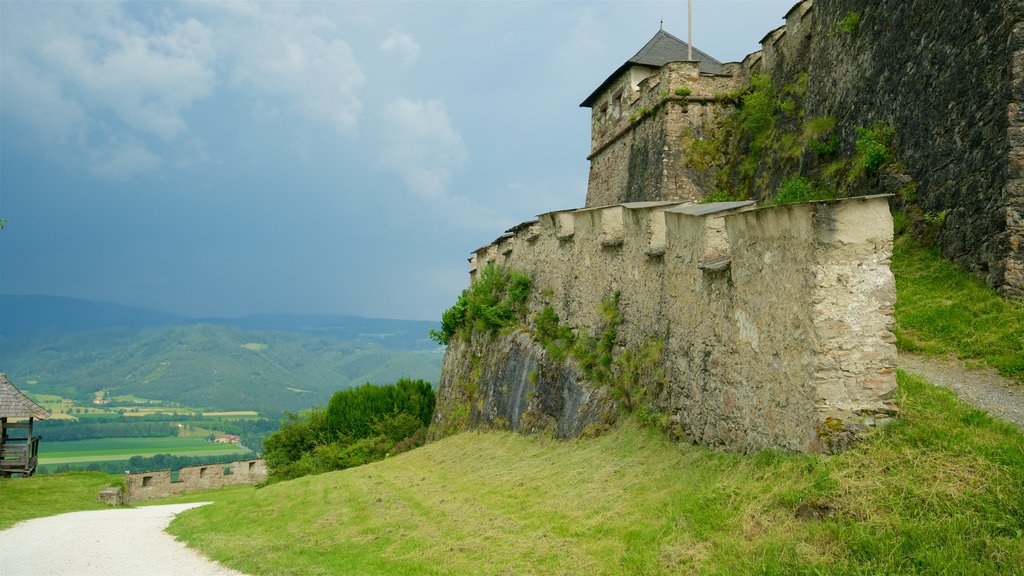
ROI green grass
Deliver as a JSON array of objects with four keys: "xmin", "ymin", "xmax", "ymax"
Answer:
[
  {"xmin": 165, "ymin": 372, "xmax": 1024, "ymax": 575},
  {"xmin": 39, "ymin": 436, "xmax": 248, "ymax": 464},
  {"xmin": 892, "ymin": 235, "xmax": 1024, "ymax": 382},
  {"xmin": 0, "ymin": 472, "xmax": 122, "ymax": 530}
]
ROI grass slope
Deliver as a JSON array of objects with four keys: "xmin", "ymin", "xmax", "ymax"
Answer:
[
  {"xmin": 893, "ymin": 236, "xmax": 1024, "ymax": 382},
  {"xmin": 0, "ymin": 324, "xmax": 443, "ymax": 414},
  {"xmin": 0, "ymin": 472, "xmax": 122, "ymax": 530},
  {"xmin": 167, "ymin": 372, "xmax": 1024, "ymax": 576}
]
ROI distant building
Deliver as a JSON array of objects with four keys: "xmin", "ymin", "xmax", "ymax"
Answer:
[{"xmin": 214, "ymin": 434, "xmax": 240, "ymax": 444}]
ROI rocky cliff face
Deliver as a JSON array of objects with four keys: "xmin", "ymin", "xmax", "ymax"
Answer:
[{"xmin": 431, "ymin": 330, "xmax": 615, "ymax": 440}]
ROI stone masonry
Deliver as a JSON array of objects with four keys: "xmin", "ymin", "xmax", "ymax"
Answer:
[
  {"xmin": 434, "ymin": 0, "xmax": 1024, "ymax": 453},
  {"xmin": 438, "ymin": 195, "xmax": 898, "ymax": 453},
  {"xmin": 122, "ymin": 459, "xmax": 267, "ymax": 503},
  {"xmin": 581, "ymin": 0, "xmax": 1023, "ymax": 298}
]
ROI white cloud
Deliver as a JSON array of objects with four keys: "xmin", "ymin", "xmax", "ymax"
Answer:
[
  {"xmin": 2, "ymin": 3, "xmax": 215, "ymax": 141},
  {"xmin": 0, "ymin": 1, "xmax": 367, "ymax": 178},
  {"xmin": 0, "ymin": 2, "xmax": 214, "ymax": 177},
  {"xmin": 380, "ymin": 30, "xmax": 421, "ymax": 66},
  {"xmin": 379, "ymin": 98, "xmax": 468, "ymax": 200},
  {"xmin": 89, "ymin": 137, "xmax": 162, "ymax": 179},
  {"xmin": 210, "ymin": 3, "xmax": 366, "ymax": 136}
]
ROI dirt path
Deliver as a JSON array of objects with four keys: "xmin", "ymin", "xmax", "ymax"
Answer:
[
  {"xmin": 0, "ymin": 503, "xmax": 246, "ymax": 576},
  {"xmin": 899, "ymin": 352, "xmax": 1024, "ymax": 430}
]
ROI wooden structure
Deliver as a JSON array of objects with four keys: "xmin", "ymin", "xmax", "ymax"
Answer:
[{"xmin": 0, "ymin": 373, "xmax": 51, "ymax": 477}]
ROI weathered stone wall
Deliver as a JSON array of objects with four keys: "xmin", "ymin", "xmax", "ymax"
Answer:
[
  {"xmin": 725, "ymin": 0, "xmax": 1024, "ymax": 297},
  {"xmin": 442, "ymin": 195, "xmax": 896, "ymax": 453},
  {"xmin": 586, "ymin": 0, "xmax": 1024, "ymax": 297},
  {"xmin": 585, "ymin": 62, "xmax": 739, "ymax": 208},
  {"xmin": 798, "ymin": 0, "xmax": 1023, "ymax": 298},
  {"xmin": 123, "ymin": 459, "xmax": 267, "ymax": 503}
]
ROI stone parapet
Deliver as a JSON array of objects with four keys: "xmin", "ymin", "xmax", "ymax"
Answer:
[
  {"xmin": 461, "ymin": 195, "xmax": 896, "ymax": 453},
  {"xmin": 122, "ymin": 459, "xmax": 267, "ymax": 503}
]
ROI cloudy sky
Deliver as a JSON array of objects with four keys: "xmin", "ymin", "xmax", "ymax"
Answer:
[{"xmin": 1, "ymin": 1, "xmax": 791, "ymax": 321}]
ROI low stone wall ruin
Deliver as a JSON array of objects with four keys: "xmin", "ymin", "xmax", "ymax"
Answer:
[{"xmin": 119, "ymin": 459, "xmax": 267, "ymax": 503}]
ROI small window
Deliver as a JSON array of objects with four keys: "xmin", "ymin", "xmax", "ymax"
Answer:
[
  {"xmin": 248, "ymin": 461, "xmax": 256, "ymax": 472},
  {"xmin": 141, "ymin": 476, "xmax": 152, "ymax": 487},
  {"xmin": 199, "ymin": 467, "xmax": 207, "ymax": 478},
  {"xmin": 223, "ymin": 465, "xmax": 233, "ymax": 476}
]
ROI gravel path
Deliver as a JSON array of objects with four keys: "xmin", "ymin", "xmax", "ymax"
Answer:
[
  {"xmin": 0, "ymin": 503, "xmax": 247, "ymax": 576},
  {"xmin": 899, "ymin": 352, "xmax": 1024, "ymax": 430}
]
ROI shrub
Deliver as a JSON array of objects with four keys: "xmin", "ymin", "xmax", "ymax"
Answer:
[
  {"xmin": 771, "ymin": 176, "xmax": 836, "ymax": 205},
  {"xmin": 264, "ymin": 378, "xmax": 436, "ymax": 483},
  {"xmin": 430, "ymin": 264, "xmax": 532, "ymax": 345},
  {"xmin": 674, "ymin": 86, "xmax": 692, "ymax": 98},
  {"xmin": 836, "ymin": 11, "xmax": 861, "ymax": 34},
  {"xmin": 739, "ymin": 75, "xmax": 777, "ymax": 137},
  {"xmin": 855, "ymin": 122, "xmax": 895, "ymax": 173},
  {"xmin": 326, "ymin": 379, "xmax": 435, "ymax": 440}
]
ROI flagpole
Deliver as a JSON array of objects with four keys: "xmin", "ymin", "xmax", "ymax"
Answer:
[{"xmin": 688, "ymin": 0, "xmax": 693, "ymax": 60}]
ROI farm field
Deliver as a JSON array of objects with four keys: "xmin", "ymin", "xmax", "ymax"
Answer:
[{"xmin": 38, "ymin": 437, "xmax": 249, "ymax": 465}]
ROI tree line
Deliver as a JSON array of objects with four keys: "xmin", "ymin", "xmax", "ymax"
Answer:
[{"xmin": 263, "ymin": 378, "xmax": 435, "ymax": 482}]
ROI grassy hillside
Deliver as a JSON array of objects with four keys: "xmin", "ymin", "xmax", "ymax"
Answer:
[
  {"xmin": 164, "ymin": 372, "xmax": 1024, "ymax": 576},
  {"xmin": 0, "ymin": 324, "xmax": 443, "ymax": 414},
  {"xmin": 892, "ymin": 236, "xmax": 1024, "ymax": 382},
  {"xmin": 0, "ymin": 472, "xmax": 122, "ymax": 530}
]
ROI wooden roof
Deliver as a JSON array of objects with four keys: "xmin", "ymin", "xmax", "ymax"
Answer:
[{"xmin": 0, "ymin": 373, "xmax": 51, "ymax": 419}]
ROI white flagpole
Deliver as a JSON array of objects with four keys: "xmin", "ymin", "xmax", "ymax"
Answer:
[{"xmin": 688, "ymin": 0, "xmax": 693, "ymax": 61}]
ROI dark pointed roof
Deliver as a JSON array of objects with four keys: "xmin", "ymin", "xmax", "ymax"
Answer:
[
  {"xmin": 581, "ymin": 29, "xmax": 724, "ymax": 108},
  {"xmin": 0, "ymin": 373, "xmax": 51, "ymax": 419}
]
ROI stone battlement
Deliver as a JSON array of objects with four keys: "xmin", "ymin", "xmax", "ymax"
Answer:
[
  {"xmin": 121, "ymin": 459, "xmax": 267, "ymax": 503},
  {"xmin": 458, "ymin": 195, "xmax": 896, "ymax": 453}
]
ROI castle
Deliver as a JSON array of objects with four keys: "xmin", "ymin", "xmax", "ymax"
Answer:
[{"xmin": 432, "ymin": 0, "xmax": 1022, "ymax": 453}]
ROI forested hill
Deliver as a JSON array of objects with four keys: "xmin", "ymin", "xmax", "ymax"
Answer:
[
  {"xmin": 0, "ymin": 323, "xmax": 443, "ymax": 415},
  {"xmin": 1, "ymin": 295, "xmax": 439, "ymax": 350}
]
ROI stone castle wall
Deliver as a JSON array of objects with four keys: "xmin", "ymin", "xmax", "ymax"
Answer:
[
  {"xmin": 585, "ymin": 0, "xmax": 1023, "ymax": 297},
  {"xmin": 122, "ymin": 459, "xmax": 267, "ymax": 503},
  {"xmin": 799, "ymin": 0, "xmax": 1023, "ymax": 298},
  {"xmin": 438, "ymin": 195, "xmax": 897, "ymax": 453}
]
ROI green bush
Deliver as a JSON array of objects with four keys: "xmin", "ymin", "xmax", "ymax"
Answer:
[
  {"xmin": 855, "ymin": 122, "xmax": 894, "ymax": 173},
  {"xmin": 326, "ymin": 379, "xmax": 435, "ymax": 440},
  {"xmin": 263, "ymin": 378, "xmax": 436, "ymax": 483},
  {"xmin": 771, "ymin": 176, "xmax": 834, "ymax": 205},
  {"xmin": 739, "ymin": 75, "xmax": 777, "ymax": 137},
  {"xmin": 430, "ymin": 264, "xmax": 532, "ymax": 345},
  {"xmin": 835, "ymin": 11, "xmax": 861, "ymax": 34}
]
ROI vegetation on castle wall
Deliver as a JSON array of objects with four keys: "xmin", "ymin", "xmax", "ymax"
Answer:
[
  {"xmin": 533, "ymin": 292, "xmax": 667, "ymax": 423},
  {"xmin": 429, "ymin": 264, "xmax": 531, "ymax": 345},
  {"xmin": 834, "ymin": 11, "xmax": 862, "ymax": 35},
  {"xmin": 689, "ymin": 71, "xmax": 910, "ymax": 211}
]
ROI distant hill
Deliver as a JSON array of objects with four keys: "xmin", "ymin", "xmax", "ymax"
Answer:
[
  {"xmin": 0, "ymin": 323, "xmax": 443, "ymax": 415},
  {"xmin": 1, "ymin": 295, "xmax": 439, "ymax": 351},
  {"xmin": 0, "ymin": 295, "xmax": 189, "ymax": 338}
]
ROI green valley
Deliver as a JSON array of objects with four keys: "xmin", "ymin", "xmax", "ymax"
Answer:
[{"xmin": 0, "ymin": 323, "xmax": 443, "ymax": 415}]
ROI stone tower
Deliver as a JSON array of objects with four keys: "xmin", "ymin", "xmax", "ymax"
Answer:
[{"xmin": 580, "ymin": 30, "xmax": 741, "ymax": 208}]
